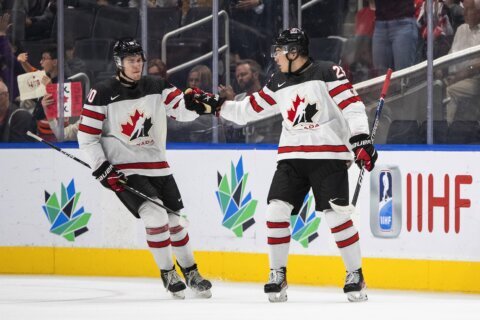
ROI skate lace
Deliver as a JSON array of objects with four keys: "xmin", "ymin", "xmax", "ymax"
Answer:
[
  {"xmin": 345, "ymin": 271, "xmax": 360, "ymax": 285},
  {"xmin": 165, "ymin": 270, "xmax": 182, "ymax": 290},
  {"xmin": 186, "ymin": 269, "xmax": 203, "ymax": 287},
  {"xmin": 268, "ymin": 269, "xmax": 285, "ymax": 285}
]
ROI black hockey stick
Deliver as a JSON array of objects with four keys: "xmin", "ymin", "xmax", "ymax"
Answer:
[
  {"xmin": 26, "ymin": 131, "xmax": 178, "ymax": 216},
  {"xmin": 330, "ymin": 68, "xmax": 393, "ymax": 214}
]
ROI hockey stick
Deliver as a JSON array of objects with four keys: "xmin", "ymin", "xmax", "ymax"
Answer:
[
  {"xmin": 329, "ymin": 68, "xmax": 393, "ymax": 215},
  {"xmin": 26, "ymin": 131, "xmax": 179, "ymax": 216}
]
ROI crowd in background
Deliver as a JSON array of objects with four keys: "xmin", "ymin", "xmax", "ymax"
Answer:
[{"xmin": 0, "ymin": 0, "xmax": 479, "ymax": 143}]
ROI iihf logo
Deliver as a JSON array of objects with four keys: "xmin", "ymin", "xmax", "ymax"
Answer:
[
  {"xmin": 370, "ymin": 165, "xmax": 402, "ymax": 238},
  {"xmin": 379, "ymin": 171, "xmax": 393, "ymax": 231},
  {"xmin": 121, "ymin": 109, "xmax": 154, "ymax": 145},
  {"xmin": 42, "ymin": 179, "xmax": 92, "ymax": 242}
]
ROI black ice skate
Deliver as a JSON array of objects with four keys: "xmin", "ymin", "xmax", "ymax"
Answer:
[
  {"xmin": 161, "ymin": 267, "xmax": 186, "ymax": 299},
  {"xmin": 180, "ymin": 264, "xmax": 212, "ymax": 298},
  {"xmin": 343, "ymin": 268, "xmax": 368, "ymax": 302},
  {"xmin": 264, "ymin": 267, "xmax": 288, "ymax": 303}
]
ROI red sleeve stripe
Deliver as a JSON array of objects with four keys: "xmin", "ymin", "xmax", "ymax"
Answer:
[
  {"xmin": 338, "ymin": 96, "xmax": 362, "ymax": 110},
  {"xmin": 115, "ymin": 161, "xmax": 170, "ymax": 170},
  {"xmin": 268, "ymin": 236, "xmax": 291, "ymax": 245},
  {"xmin": 81, "ymin": 108, "xmax": 105, "ymax": 121},
  {"xmin": 173, "ymin": 100, "xmax": 180, "ymax": 109},
  {"xmin": 249, "ymin": 95, "xmax": 264, "ymax": 113},
  {"xmin": 147, "ymin": 239, "xmax": 171, "ymax": 248},
  {"xmin": 329, "ymin": 83, "xmax": 353, "ymax": 98},
  {"xmin": 79, "ymin": 123, "xmax": 102, "ymax": 135},
  {"xmin": 164, "ymin": 88, "xmax": 182, "ymax": 105},
  {"xmin": 278, "ymin": 145, "xmax": 349, "ymax": 154},
  {"xmin": 336, "ymin": 232, "xmax": 359, "ymax": 248},
  {"xmin": 258, "ymin": 89, "xmax": 276, "ymax": 105},
  {"xmin": 146, "ymin": 224, "xmax": 169, "ymax": 235},
  {"xmin": 171, "ymin": 234, "xmax": 190, "ymax": 247},
  {"xmin": 169, "ymin": 225, "xmax": 184, "ymax": 235},
  {"xmin": 267, "ymin": 221, "xmax": 290, "ymax": 229},
  {"xmin": 331, "ymin": 220, "xmax": 353, "ymax": 233}
]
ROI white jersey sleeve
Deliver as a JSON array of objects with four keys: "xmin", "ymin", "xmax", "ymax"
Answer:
[
  {"xmin": 325, "ymin": 66, "xmax": 369, "ymax": 136},
  {"xmin": 220, "ymin": 87, "xmax": 280, "ymax": 125},
  {"xmin": 162, "ymin": 86, "xmax": 199, "ymax": 122},
  {"xmin": 77, "ymin": 87, "xmax": 108, "ymax": 171}
]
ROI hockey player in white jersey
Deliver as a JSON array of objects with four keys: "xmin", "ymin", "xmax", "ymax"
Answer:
[
  {"xmin": 77, "ymin": 38, "xmax": 213, "ymax": 299},
  {"xmin": 186, "ymin": 28, "xmax": 376, "ymax": 303}
]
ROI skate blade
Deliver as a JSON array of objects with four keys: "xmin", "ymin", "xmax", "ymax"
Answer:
[
  {"xmin": 267, "ymin": 287, "xmax": 288, "ymax": 303},
  {"xmin": 347, "ymin": 290, "xmax": 368, "ymax": 302},
  {"xmin": 170, "ymin": 290, "xmax": 186, "ymax": 299},
  {"xmin": 193, "ymin": 288, "xmax": 212, "ymax": 299}
]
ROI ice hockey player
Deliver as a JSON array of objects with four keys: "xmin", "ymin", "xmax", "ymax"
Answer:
[
  {"xmin": 77, "ymin": 38, "xmax": 213, "ymax": 299},
  {"xmin": 185, "ymin": 28, "xmax": 376, "ymax": 303}
]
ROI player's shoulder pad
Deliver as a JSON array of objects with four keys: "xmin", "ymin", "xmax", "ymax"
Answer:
[
  {"xmin": 310, "ymin": 61, "xmax": 348, "ymax": 82},
  {"xmin": 85, "ymin": 78, "xmax": 117, "ymax": 106}
]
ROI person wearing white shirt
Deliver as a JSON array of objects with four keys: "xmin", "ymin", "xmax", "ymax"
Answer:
[{"xmin": 445, "ymin": 0, "xmax": 480, "ymax": 124}]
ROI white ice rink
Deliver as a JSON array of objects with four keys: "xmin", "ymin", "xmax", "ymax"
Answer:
[{"xmin": 0, "ymin": 275, "xmax": 479, "ymax": 320}]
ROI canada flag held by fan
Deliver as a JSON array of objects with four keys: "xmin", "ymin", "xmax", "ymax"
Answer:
[{"xmin": 44, "ymin": 82, "xmax": 83, "ymax": 120}]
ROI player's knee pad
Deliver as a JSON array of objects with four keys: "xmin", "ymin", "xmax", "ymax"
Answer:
[
  {"xmin": 266, "ymin": 200, "xmax": 293, "ymax": 223},
  {"xmin": 138, "ymin": 198, "xmax": 168, "ymax": 228},
  {"xmin": 323, "ymin": 209, "xmax": 352, "ymax": 229}
]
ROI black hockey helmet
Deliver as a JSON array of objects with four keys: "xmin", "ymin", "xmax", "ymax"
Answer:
[
  {"xmin": 271, "ymin": 28, "xmax": 309, "ymax": 58},
  {"xmin": 113, "ymin": 38, "xmax": 146, "ymax": 70}
]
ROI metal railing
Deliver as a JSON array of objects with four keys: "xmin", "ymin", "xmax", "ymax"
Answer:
[{"xmin": 161, "ymin": 10, "xmax": 230, "ymax": 86}]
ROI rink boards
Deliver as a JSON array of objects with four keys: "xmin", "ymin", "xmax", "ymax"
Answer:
[{"xmin": 0, "ymin": 145, "xmax": 479, "ymax": 293}]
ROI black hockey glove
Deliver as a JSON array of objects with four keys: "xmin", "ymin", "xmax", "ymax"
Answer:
[
  {"xmin": 92, "ymin": 161, "xmax": 126, "ymax": 192},
  {"xmin": 184, "ymin": 87, "xmax": 225, "ymax": 115},
  {"xmin": 349, "ymin": 133, "xmax": 377, "ymax": 172}
]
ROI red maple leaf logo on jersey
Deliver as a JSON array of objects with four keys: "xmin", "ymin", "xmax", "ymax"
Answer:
[
  {"xmin": 287, "ymin": 95, "xmax": 305, "ymax": 122},
  {"xmin": 121, "ymin": 110, "xmax": 153, "ymax": 141},
  {"xmin": 121, "ymin": 110, "xmax": 143, "ymax": 137}
]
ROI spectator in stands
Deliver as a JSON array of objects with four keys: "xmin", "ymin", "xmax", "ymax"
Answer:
[
  {"xmin": 417, "ymin": 0, "xmax": 454, "ymax": 59},
  {"xmin": 445, "ymin": 0, "xmax": 480, "ymax": 124},
  {"xmin": 65, "ymin": 41, "xmax": 87, "ymax": 76},
  {"xmin": 0, "ymin": 13, "xmax": 26, "ymax": 104},
  {"xmin": 228, "ymin": 1, "xmax": 297, "ymax": 68},
  {"xmin": 219, "ymin": 59, "xmax": 262, "ymax": 142},
  {"xmin": 355, "ymin": 0, "xmax": 376, "ymax": 38},
  {"xmin": 168, "ymin": 64, "xmax": 226, "ymax": 142},
  {"xmin": 372, "ymin": 0, "xmax": 419, "ymax": 74},
  {"xmin": 147, "ymin": 58, "xmax": 167, "ymax": 78},
  {"xmin": 16, "ymin": 52, "xmax": 38, "ymax": 73},
  {"xmin": 0, "ymin": 80, "xmax": 34, "ymax": 142},
  {"xmin": 31, "ymin": 45, "xmax": 61, "ymax": 141},
  {"xmin": 24, "ymin": 0, "xmax": 56, "ymax": 40},
  {"xmin": 446, "ymin": 0, "xmax": 465, "ymax": 33},
  {"xmin": 187, "ymin": 64, "xmax": 211, "ymax": 90},
  {"xmin": 129, "ymin": 0, "xmax": 162, "ymax": 8},
  {"xmin": 344, "ymin": 0, "xmax": 375, "ymax": 83},
  {"xmin": 13, "ymin": 0, "xmax": 48, "ymax": 17}
]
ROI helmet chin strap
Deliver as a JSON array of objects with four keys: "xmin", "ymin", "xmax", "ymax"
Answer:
[
  {"xmin": 286, "ymin": 52, "xmax": 299, "ymax": 76},
  {"xmin": 117, "ymin": 69, "xmax": 138, "ymax": 87}
]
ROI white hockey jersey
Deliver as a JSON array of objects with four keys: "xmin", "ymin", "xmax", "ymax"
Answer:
[
  {"xmin": 77, "ymin": 76, "xmax": 199, "ymax": 176},
  {"xmin": 220, "ymin": 61, "xmax": 370, "ymax": 161}
]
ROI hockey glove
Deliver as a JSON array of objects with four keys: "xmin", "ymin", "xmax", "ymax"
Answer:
[
  {"xmin": 184, "ymin": 87, "xmax": 225, "ymax": 115},
  {"xmin": 93, "ymin": 161, "xmax": 126, "ymax": 192},
  {"xmin": 349, "ymin": 133, "xmax": 377, "ymax": 172}
]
